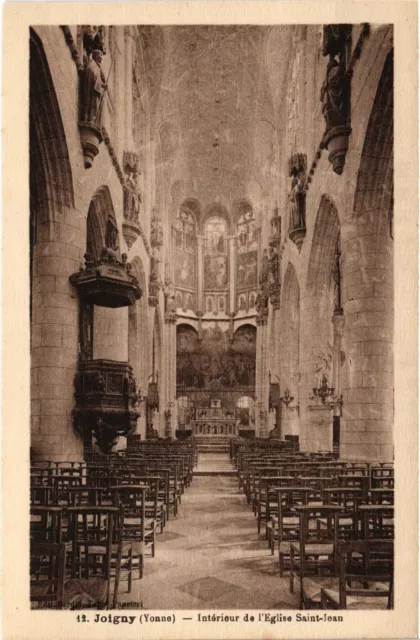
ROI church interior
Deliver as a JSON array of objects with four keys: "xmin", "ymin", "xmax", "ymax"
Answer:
[{"xmin": 30, "ymin": 24, "xmax": 394, "ymax": 611}]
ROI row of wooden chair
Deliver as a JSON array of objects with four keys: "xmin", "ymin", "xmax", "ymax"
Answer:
[
  {"xmin": 30, "ymin": 440, "xmax": 197, "ymax": 609},
  {"xmin": 232, "ymin": 442, "xmax": 394, "ymax": 610}
]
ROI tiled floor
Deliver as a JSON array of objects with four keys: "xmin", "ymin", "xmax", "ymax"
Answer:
[{"xmin": 118, "ymin": 454, "xmax": 300, "ymax": 609}]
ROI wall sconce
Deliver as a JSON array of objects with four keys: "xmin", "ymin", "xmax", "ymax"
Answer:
[
  {"xmin": 309, "ymin": 374, "xmax": 343, "ymax": 414},
  {"xmin": 309, "ymin": 374, "xmax": 334, "ymax": 404},
  {"xmin": 280, "ymin": 388, "xmax": 300, "ymax": 415}
]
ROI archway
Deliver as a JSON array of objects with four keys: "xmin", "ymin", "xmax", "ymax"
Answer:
[
  {"xmin": 30, "ymin": 29, "xmax": 79, "ymax": 461},
  {"xmin": 300, "ymin": 196, "xmax": 341, "ymax": 452}
]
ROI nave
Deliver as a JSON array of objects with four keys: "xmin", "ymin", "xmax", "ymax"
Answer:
[{"xmin": 120, "ymin": 454, "xmax": 299, "ymax": 610}]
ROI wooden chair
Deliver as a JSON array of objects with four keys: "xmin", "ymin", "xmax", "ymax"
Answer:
[
  {"xmin": 290, "ymin": 505, "xmax": 342, "ymax": 609},
  {"xmin": 30, "ymin": 541, "xmax": 66, "ymax": 608},
  {"xmin": 321, "ymin": 540, "xmax": 394, "ymax": 609},
  {"xmin": 111, "ymin": 484, "xmax": 156, "ymax": 590},
  {"xmin": 30, "ymin": 506, "xmax": 64, "ymax": 543},
  {"xmin": 270, "ymin": 487, "xmax": 312, "ymax": 574},
  {"xmin": 358, "ymin": 505, "xmax": 394, "ymax": 540},
  {"xmin": 66, "ymin": 505, "xmax": 123, "ymax": 608}
]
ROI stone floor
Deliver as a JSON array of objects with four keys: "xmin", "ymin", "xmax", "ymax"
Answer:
[{"xmin": 118, "ymin": 454, "xmax": 300, "ymax": 609}]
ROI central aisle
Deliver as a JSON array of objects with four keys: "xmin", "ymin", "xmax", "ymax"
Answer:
[{"xmin": 121, "ymin": 455, "xmax": 300, "ymax": 609}]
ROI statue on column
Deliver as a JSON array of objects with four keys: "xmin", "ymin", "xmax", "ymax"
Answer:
[
  {"xmin": 288, "ymin": 154, "xmax": 307, "ymax": 231},
  {"xmin": 80, "ymin": 27, "xmax": 107, "ymax": 126},
  {"xmin": 123, "ymin": 152, "xmax": 141, "ymax": 223},
  {"xmin": 268, "ymin": 245, "xmax": 279, "ymax": 285},
  {"xmin": 150, "ymin": 210, "xmax": 164, "ymax": 249}
]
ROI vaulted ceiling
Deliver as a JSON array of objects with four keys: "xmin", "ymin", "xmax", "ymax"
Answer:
[{"xmin": 136, "ymin": 25, "xmax": 299, "ymax": 215}]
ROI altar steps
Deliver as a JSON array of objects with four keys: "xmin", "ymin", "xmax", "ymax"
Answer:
[{"xmin": 195, "ymin": 436, "xmax": 232, "ymax": 454}]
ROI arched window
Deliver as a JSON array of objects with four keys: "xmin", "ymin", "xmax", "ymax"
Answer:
[
  {"xmin": 174, "ymin": 206, "xmax": 196, "ymax": 253},
  {"xmin": 204, "ymin": 217, "xmax": 228, "ymax": 291},
  {"xmin": 235, "ymin": 205, "xmax": 258, "ymax": 309},
  {"xmin": 174, "ymin": 205, "xmax": 197, "ymax": 295},
  {"xmin": 204, "ymin": 216, "xmax": 227, "ymax": 255}
]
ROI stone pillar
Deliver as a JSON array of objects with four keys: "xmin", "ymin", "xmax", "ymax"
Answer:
[
  {"xmin": 93, "ymin": 306, "xmax": 128, "ymax": 361},
  {"xmin": 340, "ymin": 222, "xmax": 394, "ymax": 462},
  {"xmin": 197, "ymin": 236, "xmax": 204, "ymax": 313},
  {"xmin": 256, "ymin": 316, "xmax": 269, "ymax": 437},
  {"xmin": 229, "ymin": 236, "xmax": 236, "ymax": 313},
  {"xmin": 299, "ymin": 294, "xmax": 321, "ymax": 452},
  {"xmin": 306, "ymin": 405, "xmax": 333, "ymax": 452},
  {"xmin": 124, "ymin": 27, "xmax": 134, "ymax": 151},
  {"xmin": 164, "ymin": 314, "xmax": 177, "ymax": 438},
  {"xmin": 31, "ymin": 210, "xmax": 85, "ymax": 462}
]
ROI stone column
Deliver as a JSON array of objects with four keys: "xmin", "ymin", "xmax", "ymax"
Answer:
[
  {"xmin": 124, "ymin": 27, "xmax": 134, "ymax": 151},
  {"xmin": 164, "ymin": 313, "xmax": 177, "ymax": 438},
  {"xmin": 31, "ymin": 210, "xmax": 85, "ymax": 462},
  {"xmin": 340, "ymin": 221, "xmax": 393, "ymax": 462},
  {"xmin": 197, "ymin": 236, "xmax": 204, "ymax": 313},
  {"xmin": 229, "ymin": 236, "xmax": 236, "ymax": 313},
  {"xmin": 306, "ymin": 405, "xmax": 333, "ymax": 452},
  {"xmin": 93, "ymin": 306, "xmax": 128, "ymax": 361},
  {"xmin": 256, "ymin": 315, "xmax": 269, "ymax": 437}
]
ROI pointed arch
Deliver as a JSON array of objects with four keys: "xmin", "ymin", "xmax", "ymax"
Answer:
[
  {"xmin": 306, "ymin": 196, "xmax": 340, "ymax": 295},
  {"xmin": 86, "ymin": 186, "xmax": 119, "ymax": 260},
  {"xmin": 352, "ymin": 50, "xmax": 393, "ymax": 236}
]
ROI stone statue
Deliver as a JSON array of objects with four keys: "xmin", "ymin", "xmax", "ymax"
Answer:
[
  {"xmin": 259, "ymin": 249, "xmax": 269, "ymax": 286},
  {"xmin": 268, "ymin": 246, "xmax": 279, "ymax": 285},
  {"xmin": 105, "ymin": 215, "xmax": 119, "ymax": 251},
  {"xmin": 320, "ymin": 57, "xmax": 348, "ymax": 130},
  {"xmin": 288, "ymin": 155, "xmax": 307, "ymax": 231},
  {"xmin": 80, "ymin": 49, "xmax": 107, "ymax": 125},
  {"xmin": 150, "ymin": 212, "xmax": 164, "ymax": 249}
]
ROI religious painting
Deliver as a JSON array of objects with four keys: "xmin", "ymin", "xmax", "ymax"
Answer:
[
  {"xmin": 238, "ymin": 293, "xmax": 247, "ymax": 312},
  {"xmin": 206, "ymin": 296, "xmax": 214, "ymax": 313},
  {"xmin": 204, "ymin": 254, "xmax": 228, "ymax": 290},
  {"xmin": 237, "ymin": 209, "xmax": 258, "ymax": 254},
  {"xmin": 237, "ymin": 251, "xmax": 257, "ymax": 289},
  {"xmin": 205, "ymin": 216, "xmax": 227, "ymax": 255},
  {"xmin": 176, "ymin": 323, "xmax": 256, "ymax": 391},
  {"xmin": 185, "ymin": 293, "xmax": 195, "ymax": 311},
  {"xmin": 175, "ymin": 249, "xmax": 196, "ymax": 289},
  {"xmin": 175, "ymin": 290, "xmax": 183, "ymax": 309},
  {"xmin": 174, "ymin": 207, "xmax": 196, "ymax": 253}
]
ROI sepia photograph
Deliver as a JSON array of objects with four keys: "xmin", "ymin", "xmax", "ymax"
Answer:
[{"xmin": 1, "ymin": 3, "xmax": 418, "ymax": 639}]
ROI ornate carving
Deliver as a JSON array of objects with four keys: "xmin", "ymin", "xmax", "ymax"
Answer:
[
  {"xmin": 320, "ymin": 25, "xmax": 352, "ymax": 175},
  {"xmin": 255, "ymin": 288, "xmax": 269, "ymax": 325},
  {"xmin": 148, "ymin": 255, "xmax": 161, "ymax": 307},
  {"xmin": 73, "ymin": 359, "xmax": 140, "ymax": 454},
  {"xmin": 288, "ymin": 153, "xmax": 307, "ymax": 251},
  {"xmin": 70, "ymin": 251, "xmax": 142, "ymax": 308},
  {"xmin": 79, "ymin": 302, "xmax": 94, "ymax": 361}
]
